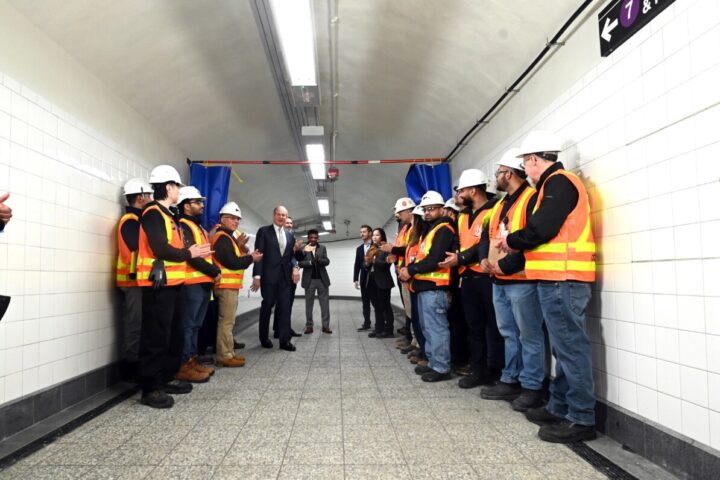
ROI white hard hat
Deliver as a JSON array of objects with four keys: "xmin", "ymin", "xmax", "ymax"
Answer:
[
  {"xmin": 176, "ymin": 186, "xmax": 205, "ymax": 205},
  {"xmin": 412, "ymin": 206, "xmax": 424, "ymax": 216},
  {"xmin": 443, "ymin": 198, "xmax": 461, "ymax": 212},
  {"xmin": 123, "ymin": 178, "xmax": 153, "ymax": 196},
  {"xmin": 418, "ymin": 190, "xmax": 445, "ymax": 207},
  {"xmin": 497, "ymin": 148, "xmax": 523, "ymax": 170},
  {"xmin": 516, "ymin": 130, "xmax": 562, "ymax": 157},
  {"xmin": 219, "ymin": 201, "xmax": 242, "ymax": 219},
  {"xmin": 455, "ymin": 169, "xmax": 487, "ymax": 191},
  {"xmin": 149, "ymin": 164, "xmax": 184, "ymax": 185},
  {"xmin": 393, "ymin": 197, "xmax": 416, "ymax": 213}
]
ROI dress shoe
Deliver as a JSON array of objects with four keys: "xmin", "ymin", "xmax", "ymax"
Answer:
[
  {"xmin": 480, "ymin": 381, "xmax": 521, "ymax": 400},
  {"xmin": 304, "ymin": 326, "xmax": 314, "ymax": 334},
  {"xmin": 175, "ymin": 359, "xmax": 210, "ymax": 383},
  {"xmin": 322, "ymin": 327, "xmax": 333, "ymax": 334},
  {"xmin": 538, "ymin": 420, "xmax": 596, "ymax": 443},
  {"xmin": 216, "ymin": 355, "xmax": 246, "ymax": 368},
  {"xmin": 511, "ymin": 388, "xmax": 545, "ymax": 412},
  {"xmin": 414, "ymin": 365, "xmax": 432, "ymax": 375},
  {"xmin": 233, "ymin": 341, "xmax": 246, "ymax": 350},
  {"xmin": 291, "ymin": 330, "xmax": 302, "ymax": 337},
  {"xmin": 141, "ymin": 390, "xmax": 174, "ymax": 409},
  {"xmin": 357, "ymin": 325, "xmax": 371, "ymax": 331},
  {"xmin": 525, "ymin": 406, "xmax": 564, "ymax": 426},
  {"xmin": 279, "ymin": 342, "xmax": 296, "ymax": 352},
  {"xmin": 260, "ymin": 339, "xmax": 273, "ymax": 349},
  {"xmin": 400, "ymin": 345, "xmax": 417, "ymax": 355},
  {"xmin": 377, "ymin": 332, "xmax": 395, "ymax": 339},
  {"xmin": 368, "ymin": 332, "xmax": 377, "ymax": 338},
  {"xmin": 164, "ymin": 379, "xmax": 192, "ymax": 394},
  {"xmin": 422, "ymin": 370, "xmax": 452, "ymax": 382}
]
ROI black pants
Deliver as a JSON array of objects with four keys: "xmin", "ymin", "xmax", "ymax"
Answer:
[
  {"xmin": 461, "ymin": 275, "xmax": 504, "ymax": 375},
  {"xmin": 359, "ymin": 272, "xmax": 372, "ymax": 327},
  {"xmin": 449, "ymin": 286, "xmax": 469, "ymax": 366},
  {"xmin": 273, "ymin": 283, "xmax": 297, "ymax": 334},
  {"xmin": 367, "ymin": 279, "xmax": 393, "ymax": 335},
  {"xmin": 198, "ymin": 297, "xmax": 218, "ymax": 354},
  {"xmin": 397, "ymin": 272, "xmax": 412, "ymax": 340},
  {"xmin": 138, "ymin": 286, "xmax": 184, "ymax": 394},
  {"xmin": 260, "ymin": 280, "xmax": 291, "ymax": 343}
]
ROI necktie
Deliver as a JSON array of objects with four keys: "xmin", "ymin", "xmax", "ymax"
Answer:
[{"xmin": 277, "ymin": 226, "xmax": 286, "ymax": 254}]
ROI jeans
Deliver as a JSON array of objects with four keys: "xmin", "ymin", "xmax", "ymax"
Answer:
[
  {"xmin": 417, "ymin": 290, "xmax": 451, "ymax": 374},
  {"xmin": 492, "ymin": 282, "xmax": 545, "ymax": 390},
  {"xmin": 538, "ymin": 281, "xmax": 595, "ymax": 426},
  {"xmin": 410, "ymin": 292, "xmax": 425, "ymax": 359},
  {"xmin": 181, "ymin": 284, "xmax": 211, "ymax": 363}
]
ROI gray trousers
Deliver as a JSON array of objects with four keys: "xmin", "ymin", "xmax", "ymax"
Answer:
[
  {"xmin": 305, "ymin": 279, "xmax": 330, "ymax": 328},
  {"xmin": 119, "ymin": 287, "xmax": 142, "ymax": 362}
]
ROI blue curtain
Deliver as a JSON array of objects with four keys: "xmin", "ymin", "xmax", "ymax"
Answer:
[
  {"xmin": 189, "ymin": 164, "xmax": 231, "ymax": 231},
  {"xmin": 404, "ymin": 163, "xmax": 452, "ymax": 204}
]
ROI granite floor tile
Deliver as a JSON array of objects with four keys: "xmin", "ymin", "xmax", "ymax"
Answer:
[
  {"xmin": 211, "ymin": 465, "xmax": 281, "ymax": 479},
  {"xmin": 18, "ymin": 465, "xmax": 92, "ymax": 479},
  {"xmin": 277, "ymin": 464, "xmax": 344, "ymax": 479},
  {"xmin": 289, "ymin": 423, "xmax": 343, "ymax": 444},
  {"xmin": 79, "ymin": 465, "xmax": 155, "ymax": 479},
  {"xmin": 344, "ymin": 464, "xmax": 412, "ymax": 480},
  {"xmin": 0, "ymin": 463, "xmax": 30, "ymax": 480},
  {"xmin": 343, "ymin": 441, "xmax": 406, "ymax": 465},
  {"xmin": 407, "ymin": 463, "xmax": 480, "ymax": 479},
  {"xmin": 161, "ymin": 444, "xmax": 231, "ymax": 466},
  {"xmin": 146, "ymin": 465, "xmax": 215, "ymax": 479},
  {"xmin": 221, "ymin": 440, "xmax": 286, "ymax": 465},
  {"xmin": 399, "ymin": 443, "xmax": 467, "ymax": 465},
  {"xmin": 535, "ymin": 460, "xmax": 608, "ymax": 479},
  {"xmin": 458, "ymin": 440, "xmax": 530, "ymax": 465},
  {"xmin": 283, "ymin": 442, "xmax": 344, "ymax": 465},
  {"xmin": 102, "ymin": 442, "xmax": 174, "ymax": 466},
  {"xmin": 472, "ymin": 462, "xmax": 546, "ymax": 479},
  {"xmin": 343, "ymin": 424, "xmax": 397, "ymax": 443},
  {"xmin": 38, "ymin": 442, "xmax": 115, "ymax": 466}
]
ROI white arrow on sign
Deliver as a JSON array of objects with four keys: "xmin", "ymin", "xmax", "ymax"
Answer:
[{"xmin": 601, "ymin": 16, "xmax": 619, "ymax": 42}]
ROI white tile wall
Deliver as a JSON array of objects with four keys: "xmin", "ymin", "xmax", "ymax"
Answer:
[{"xmin": 452, "ymin": 0, "xmax": 720, "ymax": 451}]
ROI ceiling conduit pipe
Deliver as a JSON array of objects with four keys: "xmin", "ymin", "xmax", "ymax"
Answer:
[
  {"xmin": 191, "ymin": 158, "xmax": 445, "ymax": 165},
  {"xmin": 443, "ymin": 0, "xmax": 595, "ymax": 163}
]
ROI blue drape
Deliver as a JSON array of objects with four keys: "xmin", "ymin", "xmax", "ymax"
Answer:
[
  {"xmin": 404, "ymin": 163, "xmax": 452, "ymax": 204},
  {"xmin": 189, "ymin": 164, "xmax": 231, "ymax": 231}
]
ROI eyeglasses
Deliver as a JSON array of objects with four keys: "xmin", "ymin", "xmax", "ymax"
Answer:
[
  {"xmin": 422, "ymin": 206, "xmax": 439, "ymax": 212},
  {"xmin": 189, "ymin": 199, "xmax": 205, "ymax": 205},
  {"xmin": 495, "ymin": 169, "xmax": 511, "ymax": 177}
]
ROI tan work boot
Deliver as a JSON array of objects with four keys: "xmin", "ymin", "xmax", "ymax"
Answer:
[
  {"xmin": 216, "ymin": 355, "xmax": 245, "ymax": 368},
  {"xmin": 190, "ymin": 356, "xmax": 215, "ymax": 376},
  {"xmin": 409, "ymin": 356, "xmax": 420, "ymax": 365},
  {"xmin": 417, "ymin": 359, "xmax": 429, "ymax": 368},
  {"xmin": 175, "ymin": 360, "xmax": 210, "ymax": 383}
]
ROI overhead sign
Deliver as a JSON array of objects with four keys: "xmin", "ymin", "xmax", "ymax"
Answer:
[{"xmin": 598, "ymin": 0, "xmax": 676, "ymax": 57}]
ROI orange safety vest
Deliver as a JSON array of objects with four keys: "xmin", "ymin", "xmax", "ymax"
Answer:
[
  {"xmin": 179, "ymin": 218, "xmax": 214, "ymax": 285},
  {"xmin": 136, "ymin": 205, "xmax": 186, "ymax": 287},
  {"xmin": 414, "ymin": 222, "xmax": 456, "ymax": 287},
  {"xmin": 212, "ymin": 230, "xmax": 245, "ymax": 289},
  {"xmin": 457, "ymin": 209, "xmax": 491, "ymax": 274},
  {"xmin": 116, "ymin": 212, "xmax": 139, "ymax": 287},
  {"xmin": 487, "ymin": 186, "xmax": 536, "ymax": 281},
  {"xmin": 524, "ymin": 170, "xmax": 596, "ymax": 282},
  {"xmin": 394, "ymin": 223, "xmax": 411, "ymax": 267}
]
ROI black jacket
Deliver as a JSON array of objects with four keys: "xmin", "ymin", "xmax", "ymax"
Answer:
[
  {"xmin": 141, "ymin": 202, "xmax": 190, "ymax": 263},
  {"xmin": 407, "ymin": 216, "xmax": 456, "ymax": 292},
  {"xmin": 353, "ymin": 242, "xmax": 371, "ymax": 283},
  {"xmin": 299, "ymin": 243, "xmax": 331, "ymax": 288},
  {"xmin": 368, "ymin": 250, "xmax": 395, "ymax": 290},
  {"xmin": 252, "ymin": 224, "xmax": 304, "ymax": 284},
  {"xmin": 179, "ymin": 214, "xmax": 221, "ymax": 284}
]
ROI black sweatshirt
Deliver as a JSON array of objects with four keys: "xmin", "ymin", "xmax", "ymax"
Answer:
[
  {"xmin": 119, "ymin": 206, "xmax": 143, "ymax": 252},
  {"xmin": 179, "ymin": 214, "xmax": 221, "ymax": 281},
  {"xmin": 141, "ymin": 202, "xmax": 191, "ymax": 263},
  {"xmin": 407, "ymin": 216, "xmax": 456, "ymax": 292},
  {"xmin": 455, "ymin": 197, "xmax": 498, "ymax": 277},
  {"xmin": 507, "ymin": 162, "xmax": 578, "ymax": 251},
  {"xmin": 213, "ymin": 226, "xmax": 253, "ymax": 271}
]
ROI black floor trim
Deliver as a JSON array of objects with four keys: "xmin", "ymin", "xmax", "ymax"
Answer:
[{"xmin": 567, "ymin": 442, "xmax": 639, "ymax": 479}]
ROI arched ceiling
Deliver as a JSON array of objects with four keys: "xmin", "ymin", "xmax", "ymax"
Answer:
[{"xmin": 9, "ymin": 0, "xmax": 584, "ymax": 239}]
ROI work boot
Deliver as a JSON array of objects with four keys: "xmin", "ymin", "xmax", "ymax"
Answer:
[
  {"xmin": 453, "ymin": 364, "xmax": 471, "ymax": 376},
  {"xmin": 416, "ymin": 359, "xmax": 429, "ymax": 368},
  {"xmin": 414, "ymin": 365, "xmax": 432, "ymax": 375},
  {"xmin": 422, "ymin": 370, "xmax": 452, "ymax": 382},
  {"xmin": 190, "ymin": 356, "xmax": 215, "ymax": 377},
  {"xmin": 480, "ymin": 381, "xmax": 521, "ymax": 400},
  {"xmin": 141, "ymin": 390, "xmax": 174, "ymax": 409},
  {"xmin": 164, "ymin": 379, "xmax": 192, "ymax": 394},
  {"xmin": 538, "ymin": 420, "xmax": 596, "ymax": 443},
  {"xmin": 175, "ymin": 360, "xmax": 210, "ymax": 383},
  {"xmin": 525, "ymin": 407, "xmax": 564, "ymax": 426},
  {"xmin": 304, "ymin": 326, "xmax": 314, "ymax": 334},
  {"xmin": 511, "ymin": 388, "xmax": 544, "ymax": 412},
  {"xmin": 400, "ymin": 345, "xmax": 417, "ymax": 355},
  {"xmin": 216, "ymin": 355, "xmax": 246, "ymax": 368},
  {"xmin": 395, "ymin": 338, "xmax": 409, "ymax": 349}
]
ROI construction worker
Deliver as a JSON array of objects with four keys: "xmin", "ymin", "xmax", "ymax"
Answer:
[
  {"xmin": 498, "ymin": 130, "xmax": 596, "ymax": 443},
  {"xmin": 136, "ymin": 165, "xmax": 212, "ymax": 409},
  {"xmin": 175, "ymin": 186, "xmax": 220, "ymax": 383},
  {"xmin": 116, "ymin": 178, "xmax": 153, "ymax": 380},
  {"xmin": 399, "ymin": 191, "xmax": 456, "ymax": 382},
  {"xmin": 440, "ymin": 169, "xmax": 503, "ymax": 389},
  {"xmin": 212, "ymin": 202, "xmax": 262, "ymax": 367},
  {"xmin": 380, "ymin": 197, "xmax": 416, "ymax": 348},
  {"xmin": 477, "ymin": 148, "xmax": 546, "ymax": 413}
]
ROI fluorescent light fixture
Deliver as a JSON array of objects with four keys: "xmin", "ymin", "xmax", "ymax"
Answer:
[
  {"xmin": 318, "ymin": 231, "xmax": 330, "ymax": 236},
  {"xmin": 310, "ymin": 163, "xmax": 325, "ymax": 180},
  {"xmin": 269, "ymin": 0, "xmax": 317, "ymax": 86},
  {"xmin": 306, "ymin": 143, "xmax": 325, "ymax": 180},
  {"xmin": 317, "ymin": 198, "xmax": 330, "ymax": 215},
  {"xmin": 322, "ymin": 221, "xmax": 333, "ymax": 230}
]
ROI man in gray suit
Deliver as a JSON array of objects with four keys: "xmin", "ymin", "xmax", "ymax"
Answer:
[{"xmin": 299, "ymin": 229, "xmax": 332, "ymax": 334}]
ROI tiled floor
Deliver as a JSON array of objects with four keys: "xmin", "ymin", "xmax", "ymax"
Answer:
[{"xmin": 0, "ymin": 300, "xmax": 608, "ymax": 479}]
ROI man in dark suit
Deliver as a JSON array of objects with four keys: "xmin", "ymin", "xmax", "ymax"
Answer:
[
  {"xmin": 273, "ymin": 216, "xmax": 302, "ymax": 339},
  {"xmin": 299, "ymin": 229, "xmax": 331, "ymax": 334},
  {"xmin": 250, "ymin": 206, "xmax": 304, "ymax": 351},
  {"xmin": 353, "ymin": 225, "xmax": 373, "ymax": 331}
]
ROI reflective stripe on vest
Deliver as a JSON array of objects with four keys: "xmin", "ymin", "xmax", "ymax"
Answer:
[
  {"xmin": 524, "ymin": 170, "xmax": 596, "ymax": 282},
  {"xmin": 394, "ymin": 223, "xmax": 411, "ymax": 267},
  {"xmin": 116, "ymin": 212, "xmax": 139, "ymax": 287},
  {"xmin": 212, "ymin": 230, "xmax": 245, "ymax": 289},
  {"xmin": 136, "ymin": 205, "xmax": 186, "ymax": 287},
  {"xmin": 457, "ymin": 210, "xmax": 490, "ymax": 274},
  {"xmin": 179, "ymin": 218, "xmax": 214, "ymax": 285},
  {"xmin": 414, "ymin": 222, "xmax": 456, "ymax": 286},
  {"xmin": 487, "ymin": 186, "xmax": 536, "ymax": 281}
]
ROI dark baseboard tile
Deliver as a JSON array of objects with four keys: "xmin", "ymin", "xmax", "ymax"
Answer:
[{"xmin": 596, "ymin": 400, "xmax": 720, "ymax": 479}]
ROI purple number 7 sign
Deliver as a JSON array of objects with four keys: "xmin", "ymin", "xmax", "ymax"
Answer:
[{"xmin": 620, "ymin": 0, "xmax": 641, "ymax": 27}]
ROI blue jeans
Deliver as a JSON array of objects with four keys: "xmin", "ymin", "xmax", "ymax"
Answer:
[
  {"xmin": 417, "ymin": 290, "xmax": 450, "ymax": 374},
  {"xmin": 181, "ymin": 284, "xmax": 211, "ymax": 363},
  {"xmin": 493, "ymin": 282, "xmax": 545, "ymax": 390},
  {"xmin": 538, "ymin": 281, "xmax": 594, "ymax": 426},
  {"xmin": 410, "ymin": 292, "xmax": 426, "ymax": 359}
]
